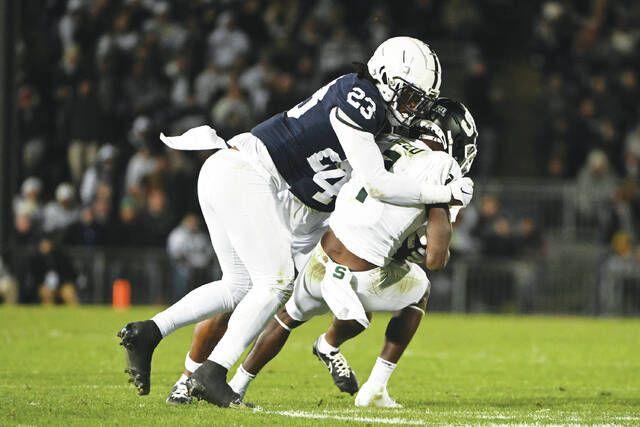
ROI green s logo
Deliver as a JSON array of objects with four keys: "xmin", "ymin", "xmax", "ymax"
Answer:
[{"xmin": 333, "ymin": 265, "xmax": 347, "ymax": 280}]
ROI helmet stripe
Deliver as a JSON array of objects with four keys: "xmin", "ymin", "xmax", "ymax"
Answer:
[{"xmin": 432, "ymin": 51, "xmax": 441, "ymax": 91}]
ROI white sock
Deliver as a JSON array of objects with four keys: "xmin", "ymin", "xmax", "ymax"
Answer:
[
  {"xmin": 209, "ymin": 286, "xmax": 283, "ymax": 369},
  {"xmin": 184, "ymin": 352, "xmax": 202, "ymax": 374},
  {"xmin": 175, "ymin": 373, "xmax": 189, "ymax": 385},
  {"xmin": 367, "ymin": 357, "xmax": 397, "ymax": 387},
  {"xmin": 228, "ymin": 365, "xmax": 255, "ymax": 397},
  {"xmin": 151, "ymin": 280, "xmax": 236, "ymax": 337},
  {"xmin": 316, "ymin": 333, "xmax": 339, "ymax": 354}
]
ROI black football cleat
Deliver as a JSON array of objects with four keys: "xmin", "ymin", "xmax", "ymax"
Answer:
[
  {"xmin": 312, "ymin": 340, "xmax": 359, "ymax": 395},
  {"xmin": 117, "ymin": 320, "xmax": 162, "ymax": 395},
  {"xmin": 187, "ymin": 360, "xmax": 241, "ymax": 408}
]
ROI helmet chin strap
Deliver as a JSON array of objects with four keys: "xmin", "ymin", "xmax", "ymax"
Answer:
[{"xmin": 385, "ymin": 107, "xmax": 404, "ymax": 128}]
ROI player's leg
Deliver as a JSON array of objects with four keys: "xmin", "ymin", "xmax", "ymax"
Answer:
[
  {"xmin": 290, "ymin": 244, "xmax": 362, "ymax": 395},
  {"xmin": 228, "ymin": 308, "xmax": 304, "ymax": 398},
  {"xmin": 355, "ymin": 263, "xmax": 431, "ymax": 408},
  {"xmin": 0, "ymin": 276, "xmax": 18, "ymax": 304},
  {"xmin": 59, "ymin": 282, "xmax": 79, "ymax": 305},
  {"xmin": 150, "ymin": 155, "xmax": 253, "ymax": 337},
  {"xmin": 189, "ymin": 150, "xmax": 296, "ymax": 407},
  {"xmin": 227, "ymin": 253, "xmax": 328, "ymax": 399},
  {"xmin": 323, "ymin": 316, "xmax": 371, "ymax": 348},
  {"xmin": 38, "ymin": 284, "xmax": 55, "ymax": 305},
  {"xmin": 117, "ymin": 152, "xmax": 251, "ymax": 396},
  {"xmin": 166, "ymin": 314, "xmax": 230, "ymax": 405}
]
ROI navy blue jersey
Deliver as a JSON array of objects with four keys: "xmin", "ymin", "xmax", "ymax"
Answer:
[{"xmin": 251, "ymin": 73, "xmax": 387, "ymax": 212}]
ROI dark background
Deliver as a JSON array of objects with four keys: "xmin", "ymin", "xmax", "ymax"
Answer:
[{"xmin": 1, "ymin": 0, "xmax": 639, "ymax": 313}]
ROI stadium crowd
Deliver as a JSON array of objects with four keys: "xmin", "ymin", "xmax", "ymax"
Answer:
[{"xmin": 4, "ymin": 0, "xmax": 640, "ymax": 308}]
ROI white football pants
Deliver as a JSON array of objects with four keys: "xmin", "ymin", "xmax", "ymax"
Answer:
[
  {"xmin": 285, "ymin": 243, "xmax": 430, "ymax": 322},
  {"xmin": 152, "ymin": 133, "xmax": 328, "ymax": 370}
]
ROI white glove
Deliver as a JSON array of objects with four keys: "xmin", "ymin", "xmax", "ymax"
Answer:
[{"xmin": 448, "ymin": 177, "xmax": 474, "ymax": 208}]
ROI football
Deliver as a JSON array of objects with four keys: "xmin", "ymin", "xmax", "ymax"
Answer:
[{"xmin": 393, "ymin": 227, "xmax": 427, "ymax": 263}]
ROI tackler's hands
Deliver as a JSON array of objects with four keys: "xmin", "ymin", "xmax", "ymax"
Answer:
[{"xmin": 448, "ymin": 177, "xmax": 474, "ymax": 208}]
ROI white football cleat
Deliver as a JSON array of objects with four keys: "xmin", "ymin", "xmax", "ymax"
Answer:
[
  {"xmin": 354, "ymin": 382, "xmax": 402, "ymax": 408},
  {"xmin": 166, "ymin": 379, "xmax": 192, "ymax": 405}
]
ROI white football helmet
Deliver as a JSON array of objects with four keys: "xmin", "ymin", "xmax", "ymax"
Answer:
[{"xmin": 367, "ymin": 37, "xmax": 442, "ymax": 127}]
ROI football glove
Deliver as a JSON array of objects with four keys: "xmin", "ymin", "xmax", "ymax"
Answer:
[{"xmin": 448, "ymin": 177, "xmax": 474, "ymax": 208}]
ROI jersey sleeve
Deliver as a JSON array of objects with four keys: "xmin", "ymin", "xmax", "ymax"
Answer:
[
  {"xmin": 330, "ymin": 108, "xmax": 453, "ymax": 206},
  {"xmin": 334, "ymin": 77, "xmax": 386, "ymax": 134}
]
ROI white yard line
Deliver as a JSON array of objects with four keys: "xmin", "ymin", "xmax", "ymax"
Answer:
[
  {"xmin": 254, "ymin": 408, "xmax": 636, "ymax": 426},
  {"xmin": 256, "ymin": 409, "xmax": 426, "ymax": 425}
]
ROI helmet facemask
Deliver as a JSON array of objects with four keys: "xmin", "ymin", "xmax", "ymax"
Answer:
[
  {"xmin": 446, "ymin": 130, "xmax": 477, "ymax": 176},
  {"xmin": 387, "ymin": 78, "xmax": 439, "ymax": 128}
]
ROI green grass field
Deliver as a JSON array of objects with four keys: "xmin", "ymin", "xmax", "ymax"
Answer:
[{"xmin": 1, "ymin": 307, "xmax": 639, "ymax": 426}]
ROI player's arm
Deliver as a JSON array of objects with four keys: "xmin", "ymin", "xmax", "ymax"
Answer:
[
  {"xmin": 330, "ymin": 107, "xmax": 472, "ymax": 207},
  {"xmin": 424, "ymin": 204, "xmax": 452, "ymax": 270}
]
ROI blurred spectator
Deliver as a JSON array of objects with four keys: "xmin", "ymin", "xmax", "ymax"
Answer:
[
  {"xmin": 239, "ymin": 54, "xmax": 274, "ymax": 119},
  {"xmin": 0, "ymin": 257, "xmax": 18, "ymax": 305},
  {"xmin": 624, "ymin": 124, "xmax": 640, "ymax": 179},
  {"xmin": 13, "ymin": 176, "xmax": 43, "ymax": 224},
  {"xmin": 603, "ymin": 179, "xmax": 640, "ymax": 243},
  {"xmin": 210, "ymin": 76, "xmax": 253, "ymax": 138},
  {"xmin": 64, "ymin": 206, "xmax": 107, "ymax": 247},
  {"xmin": 263, "ymin": 0, "xmax": 300, "ymax": 43},
  {"xmin": 207, "ymin": 12, "xmax": 249, "ymax": 70},
  {"xmin": 141, "ymin": 188, "xmax": 175, "ymax": 246},
  {"xmin": 194, "ymin": 61, "xmax": 228, "ymax": 108},
  {"xmin": 317, "ymin": 28, "xmax": 365, "ymax": 78},
  {"xmin": 575, "ymin": 149, "xmax": 618, "ymax": 235},
  {"xmin": 123, "ymin": 59, "xmax": 168, "ymax": 115},
  {"xmin": 17, "ymin": 85, "xmax": 47, "ymax": 176},
  {"xmin": 166, "ymin": 54, "xmax": 194, "ymax": 109},
  {"xmin": 147, "ymin": 2, "xmax": 187, "ymax": 56},
  {"xmin": 265, "ymin": 72, "xmax": 298, "ymax": 118},
  {"xmin": 80, "ymin": 144, "xmax": 118, "ymax": 205},
  {"xmin": 599, "ymin": 231, "xmax": 640, "ymax": 315},
  {"xmin": 167, "ymin": 213, "xmax": 214, "ymax": 302},
  {"xmin": 42, "ymin": 183, "xmax": 80, "ymax": 236},
  {"xmin": 236, "ymin": 0, "xmax": 267, "ymax": 43},
  {"xmin": 450, "ymin": 205, "xmax": 480, "ymax": 256},
  {"xmin": 24, "ymin": 237, "xmax": 79, "ymax": 305},
  {"xmin": 473, "ymin": 195, "xmax": 516, "ymax": 257},
  {"xmin": 110, "ymin": 196, "xmax": 145, "ymax": 246},
  {"xmin": 67, "ymin": 78, "xmax": 101, "ymax": 183},
  {"xmin": 14, "ymin": 207, "xmax": 41, "ymax": 246},
  {"xmin": 124, "ymin": 120, "xmax": 158, "ymax": 194}
]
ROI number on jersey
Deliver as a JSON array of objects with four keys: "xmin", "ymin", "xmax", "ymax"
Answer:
[
  {"xmin": 347, "ymin": 87, "xmax": 376, "ymax": 120},
  {"xmin": 287, "ymin": 78, "xmax": 338, "ymax": 119},
  {"xmin": 307, "ymin": 148, "xmax": 348, "ymax": 206}
]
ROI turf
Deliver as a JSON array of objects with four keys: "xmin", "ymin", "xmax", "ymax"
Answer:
[{"xmin": 0, "ymin": 307, "xmax": 639, "ymax": 426}]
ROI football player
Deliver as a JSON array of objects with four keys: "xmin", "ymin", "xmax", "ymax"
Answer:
[
  {"xmin": 117, "ymin": 37, "xmax": 473, "ymax": 407},
  {"xmin": 225, "ymin": 99, "xmax": 478, "ymax": 407}
]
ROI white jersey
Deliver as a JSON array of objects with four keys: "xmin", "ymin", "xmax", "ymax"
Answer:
[{"xmin": 329, "ymin": 134, "xmax": 462, "ymax": 267}]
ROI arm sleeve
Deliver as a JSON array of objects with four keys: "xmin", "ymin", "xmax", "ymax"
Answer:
[{"xmin": 330, "ymin": 107, "xmax": 452, "ymax": 206}]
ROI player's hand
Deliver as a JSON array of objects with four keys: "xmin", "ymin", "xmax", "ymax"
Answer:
[
  {"xmin": 448, "ymin": 177, "xmax": 474, "ymax": 207},
  {"xmin": 405, "ymin": 232, "xmax": 427, "ymax": 264}
]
